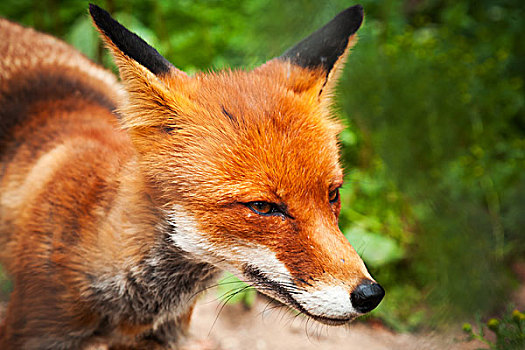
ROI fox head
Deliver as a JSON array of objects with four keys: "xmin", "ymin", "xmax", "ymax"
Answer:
[{"xmin": 90, "ymin": 4, "xmax": 384, "ymax": 324}]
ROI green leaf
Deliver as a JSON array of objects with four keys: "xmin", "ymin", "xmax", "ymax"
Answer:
[
  {"xmin": 66, "ymin": 15, "xmax": 99, "ymax": 60},
  {"xmin": 216, "ymin": 272, "xmax": 255, "ymax": 307},
  {"xmin": 345, "ymin": 226, "xmax": 404, "ymax": 267}
]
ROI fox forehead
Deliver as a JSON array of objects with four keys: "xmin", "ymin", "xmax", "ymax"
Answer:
[
  {"xmin": 158, "ymin": 65, "xmax": 343, "ymax": 202},
  {"xmin": 165, "ymin": 63, "xmax": 339, "ymax": 129}
]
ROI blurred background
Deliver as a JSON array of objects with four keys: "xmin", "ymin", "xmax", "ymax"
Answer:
[{"xmin": 0, "ymin": 0, "xmax": 523, "ymax": 336}]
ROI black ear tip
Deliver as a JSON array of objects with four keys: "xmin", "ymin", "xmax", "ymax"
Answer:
[
  {"xmin": 337, "ymin": 4, "xmax": 365, "ymax": 34},
  {"xmin": 88, "ymin": 3, "xmax": 104, "ymax": 19},
  {"xmin": 279, "ymin": 4, "xmax": 365, "ymax": 72},
  {"xmin": 88, "ymin": 3, "xmax": 113, "ymax": 31},
  {"xmin": 353, "ymin": 4, "xmax": 364, "ymax": 16},
  {"xmin": 87, "ymin": 3, "xmax": 173, "ymax": 76}
]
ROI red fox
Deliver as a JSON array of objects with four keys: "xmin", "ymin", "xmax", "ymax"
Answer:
[{"xmin": 0, "ymin": 3, "xmax": 384, "ymax": 349}]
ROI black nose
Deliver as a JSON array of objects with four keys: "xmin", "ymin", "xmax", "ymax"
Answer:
[{"xmin": 350, "ymin": 280, "xmax": 385, "ymax": 313}]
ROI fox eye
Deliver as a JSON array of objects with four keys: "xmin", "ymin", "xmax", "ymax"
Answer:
[
  {"xmin": 329, "ymin": 188, "xmax": 340, "ymax": 203},
  {"xmin": 246, "ymin": 201, "xmax": 279, "ymax": 216}
]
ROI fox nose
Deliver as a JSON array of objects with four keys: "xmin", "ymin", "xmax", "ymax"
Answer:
[{"xmin": 351, "ymin": 280, "xmax": 385, "ymax": 313}]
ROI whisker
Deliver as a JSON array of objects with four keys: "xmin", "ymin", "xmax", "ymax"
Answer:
[
  {"xmin": 207, "ymin": 284, "xmax": 254, "ymax": 336},
  {"xmin": 305, "ymin": 317, "xmax": 313, "ymax": 344},
  {"xmin": 215, "ymin": 285, "xmax": 252, "ymax": 303},
  {"xmin": 187, "ymin": 279, "xmax": 246, "ymax": 302},
  {"xmin": 258, "ymin": 301, "xmax": 283, "ymax": 320}
]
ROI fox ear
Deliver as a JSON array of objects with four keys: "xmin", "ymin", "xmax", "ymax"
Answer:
[
  {"xmin": 278, "ymin": 4, "xmax": 364, "ymax": 97},
  {"xmin": 89, "ymin": 4, "xmax": 189, "ymax": 133},
  {"xmin": 89, "ymin": 3, "xmax": 178, "ymax": 77}
]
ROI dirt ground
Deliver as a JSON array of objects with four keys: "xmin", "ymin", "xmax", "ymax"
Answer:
[
  {"xmin": 185, "ymin": 263, "xmax": 525, "ymax": 350},
  {"xmin": 3, "ymin": 278, "xmax": 524, "ymax": 350},
  {"xmin": 0, "ymin": 291, "xmax": 482, "ymax": 350},
  {"xmin": 184, "ymin": 292, "xmax": 483, "ymax": 350}
]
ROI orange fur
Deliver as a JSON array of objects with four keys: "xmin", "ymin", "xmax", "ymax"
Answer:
[{"xmin": 0, "ymin": 5, "xmax": 382, "ymax": 349}]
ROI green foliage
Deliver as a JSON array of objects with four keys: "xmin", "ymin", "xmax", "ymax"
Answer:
[
  {"xmin": 462, "ymin": 308, "xmax": 525, "ymax": 350},
  {"xmin": 216, "ymin": 273, "xmax": 256, "ymax": 308},
  {"xmin": 339, "ymin": 165, "xmax": 409, "ymax": 267},
  {"xmin": 0, "ymin": 0, "xmax": 523, "ymax": 331}
]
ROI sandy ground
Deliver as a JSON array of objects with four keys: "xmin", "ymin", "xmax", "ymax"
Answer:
[
  {"xmin": 0, "ymin": 291, "xmax": 483, "ymax": 350},
  {"xmin": 185, "ymin": 262, "xmax": 525, "ymax": 350},
  {"xmin": 2, "ymin": 263, "xmax": 524, "ymax": 349},
  {"xmin": 184, "ymin": 292, "xmax": 483, "ymax": 350},
  {"xmin": 7, "ymin": 274, "xmax": 525, "ymax": 350}
]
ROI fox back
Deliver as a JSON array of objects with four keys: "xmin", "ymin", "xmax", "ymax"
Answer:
[{"xmin": 0, "ymin": 4, "xmax": 384, "ymax": 349}]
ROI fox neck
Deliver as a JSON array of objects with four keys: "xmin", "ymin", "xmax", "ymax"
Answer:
[
  {"xmin": 125, "ymin": 225, "xmax": 219, "ymax": 319},
  {"xmin": 90, "ymin": 159, "xmax": 220, "ymax": 323}
]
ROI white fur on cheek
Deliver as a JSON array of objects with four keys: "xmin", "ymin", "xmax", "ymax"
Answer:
[
  {"xmin": 166, "ymin": 206, "xmax": 219, "ymax": 262},
  {"xmin": 166, "ymin": 205, "xmax": 293, "ymax": 285},
  {"xmin": 294, "ymin": 285, "xmax": 356, "ymax": 319}
]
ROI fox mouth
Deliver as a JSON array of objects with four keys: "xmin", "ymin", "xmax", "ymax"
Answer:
[{"xmin": 243, "ymin": 266, "xmax": 355, "ymax": 326}]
